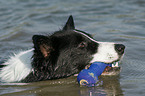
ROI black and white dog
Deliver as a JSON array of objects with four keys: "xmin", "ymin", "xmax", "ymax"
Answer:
[{"xmin": 0, "ymin": 16, "xmax": 125, "ymax": 82}]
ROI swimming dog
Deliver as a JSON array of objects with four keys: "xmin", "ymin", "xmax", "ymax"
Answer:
[{"xmin": 0, "ymin": 15, "xmax": 125, "ymax": 82}]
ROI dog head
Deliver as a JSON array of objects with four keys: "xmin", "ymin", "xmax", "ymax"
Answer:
[{"xmin": 32, "ymin": 15, "xmax": 125, "ymax": 79}]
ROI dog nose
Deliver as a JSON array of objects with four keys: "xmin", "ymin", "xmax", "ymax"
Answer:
[{"xmin": 115, "ymin": 44, "xmax": 125, "ymax": 54}]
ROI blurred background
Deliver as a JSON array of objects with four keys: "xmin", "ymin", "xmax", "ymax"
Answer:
[{"xmin": 0, "ymin": 0, "xmax": 145, "ymax": 96}]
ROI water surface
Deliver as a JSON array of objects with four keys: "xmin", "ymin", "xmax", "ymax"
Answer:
[{"xmin": 0, "ymin": 0, "xmax": 145, "ymax": 96}]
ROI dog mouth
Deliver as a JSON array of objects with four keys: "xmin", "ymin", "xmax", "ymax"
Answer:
[
  {"xmin": 85, "ymin": 60, "xmax": 122, "ymax": 76},
  {"xmin": 101, "ymin": 61, "xmax": 121, "ymax": 75}
]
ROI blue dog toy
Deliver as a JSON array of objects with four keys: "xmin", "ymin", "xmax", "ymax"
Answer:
[{"xmin": 77, "ymin": 62, "xmax": 112, "ymax": 86}]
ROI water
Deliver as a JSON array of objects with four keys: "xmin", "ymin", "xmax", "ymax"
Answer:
[{"xmin": 0, "ymin": 0, "xmax": 145, "ymax": 95}]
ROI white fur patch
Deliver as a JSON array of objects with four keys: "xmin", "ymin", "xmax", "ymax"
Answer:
[
  {"xmin": 0, "ymin": 49, "xmax": 33, "ymax": 82},
  {"xmin": 90, "ymin": 42, "xmax": 119, "ymax": 63}
]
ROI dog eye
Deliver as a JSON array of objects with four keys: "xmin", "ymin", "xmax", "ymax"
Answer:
[{"xmin": 78, "ymin": 42, "xmax": 87, "ymax": 48}]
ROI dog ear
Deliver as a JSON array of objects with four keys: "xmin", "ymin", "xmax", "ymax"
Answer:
[
  {"xmin": 32, "ymin": 35, "xmax": 54, "ymax": 58},
  {"xmin": 63, "ymin": 15, "xmax": 75, "ymax": 30}
]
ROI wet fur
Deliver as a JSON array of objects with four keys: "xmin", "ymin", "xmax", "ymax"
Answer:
[{"xmin": 0, "ymin": 16, "xmax": 125, "ymax": 82}]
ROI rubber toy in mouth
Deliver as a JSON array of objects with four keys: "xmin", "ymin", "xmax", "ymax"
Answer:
[{"xmin": 77, "ymin": 62, "xmax": 112, "ymax": 86}]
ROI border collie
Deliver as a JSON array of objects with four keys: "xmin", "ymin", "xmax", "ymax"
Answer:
[{"xmin": 0, "ymin": 15, "xmax": 125, "ymax": 83}]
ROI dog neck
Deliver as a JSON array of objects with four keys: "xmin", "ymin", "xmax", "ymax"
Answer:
[{"xmin": 0, "ymin": 49, "xmax": 33, "ymax": 82}]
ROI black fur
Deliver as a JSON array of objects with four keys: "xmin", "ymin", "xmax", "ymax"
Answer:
[{"xmin": 22, "ymin": 15, "xmax": 99, "ymax": 82}]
